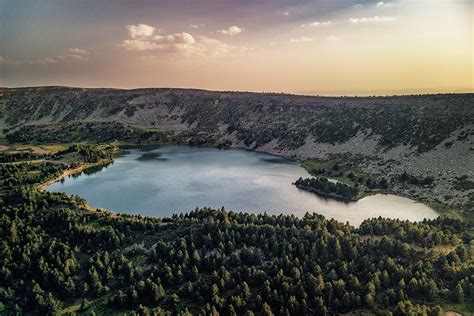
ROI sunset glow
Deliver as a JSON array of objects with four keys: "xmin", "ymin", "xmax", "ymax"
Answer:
[{"xmin": 1, "ymin": 0, "xmax": 472, "ymax": 95}]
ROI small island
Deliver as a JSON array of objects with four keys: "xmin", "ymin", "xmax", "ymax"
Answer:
[{"xmin": 294, "ymin": 176, "xmax": 359, "ymax": 202}]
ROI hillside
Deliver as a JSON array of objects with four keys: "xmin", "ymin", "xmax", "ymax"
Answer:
[
  {"xmin": 1, "ymin": 87, "xmax": 472, "ymax": 153},
  {"xmin": 1, "ymin": 87, "xmax": 473, "ymax": 213}
]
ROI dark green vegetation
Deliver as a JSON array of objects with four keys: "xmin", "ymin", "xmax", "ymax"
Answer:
[
  {"xmin": 0, "ymin": 87, "xmax": 473, "ymax": 314},
  {"xmin": 0, "ymin": 145, "xmax": 473, "ymax": 315},
  {"xmin": 0, "ymin": 145, "xmax": 114, "ymax": 193},
  {"xmin": 299, "ymin": 159, "xmax": 437, "ymax": 201},
  {"xmin": 0, "ymin": 151, "xmax": 48, "ymax": 163},
  {"xmin": 56, "ymin": 144, "xmax": 114, "ymax": 164},
  {"xmin": 0, "ymin": 161, "xmax": 65, "ymax": 193},
  {"xmin": 399, "ymin": 172, "xmax": 435, "ymax": 187},
  {"xmin": 294, "ymin": 177, "xmax": 359, "ymax": 201},
  {"xmin": 6, "ymin": 122, "xmax": 176, "ymax": 146},
  {"xmin": 1, "ymin": 87, "xmax": 472, "ymax": 152},
  {"xmin": 453, "ymin": 176, "xmax": 474, "ymax": 192}
]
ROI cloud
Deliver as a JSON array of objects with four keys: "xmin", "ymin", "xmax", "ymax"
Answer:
[
  {"xmin": 217, "ymin": 25, "xmax": 242, "ymax": 36},
  {"xmin": 58, "ymin": 48, "xmax": 91, "ymax": 61},
  {"xmin": 64, "ymin": 55, "xmax": 88, "ymax": 61},
  {"xmin": 0, "ymin": 56, "xmax": 58, "ymax": 65},
  {"xmin": 175, "ymin": 32, "xmax": 195, "ymax": 44},
  {"xmin": 38, "ymin": 58, "xmax": 57, "ymax": 64},
  {"xmin": 66, "ymin": 48, "xmax": 90, "ymax": 55},
  {"xmin": 155, "ymin": 33, "xmax": 196, "ymax": 44},
  {"xmin": 282, "ymin": 11, "xmax": 290, "ymax": 16},
  {"xmin": 353, "ymin": 4, "xmax": 364, "ymax": 8},
  {"xmin": 122, "ymin": 25, "xmax": 234, "ymax": 57},
  {"xmin": 0, "ymin": 53, "xmax": 91, "ymax": 65},
  {"xmin": 326, "ymin": 35, "xmax": 339, "ymax": 42},
  {"xmin": 122, "ymin": 39, "xmax": 159, "ymax": 51},
  {"xmin": 376, "ymin": 2, "xmax": 394, "ymax": 8},
  {"xmin": 122, "ymin": 33, "xmax": 196, "ymax": 51},
  {"xmin": 126, "ymin": 24, "xmax": 156, "ymax": 38},
  {"xmin": 300, "ymin": 20, "xmax": 333, "ymax": 28},
  {"xmin": 190, "ymin": 24, "xmax": 204, "ymax": 29},
  {"xmin": 194, "ymin": 36, "xmax": 233, "ymax": 56},
  {"xmin": 290, "ymin": 36, "xmax": 313, "ymax": 43},
  {"xmin": 0, "ymin": 47, "xmax": 91, "ymax": 66},
  {"xmin": 349, "ymin": 16, "xmax": 397, "ymax": 23}
]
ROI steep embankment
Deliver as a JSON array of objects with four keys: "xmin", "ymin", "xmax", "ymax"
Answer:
[{"xmin": 1, "ymin": 87, "xmax": 473, "ymax": 210}]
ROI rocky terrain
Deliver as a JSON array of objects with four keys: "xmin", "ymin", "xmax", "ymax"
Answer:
[{"xmin": 1, "ymin": 86, "xmax": 473, "ymax": 213}]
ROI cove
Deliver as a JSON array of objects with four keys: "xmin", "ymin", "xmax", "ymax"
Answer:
[{"xmin": 47, "ymin": 145, "xmax": 438, "ymax": 226}]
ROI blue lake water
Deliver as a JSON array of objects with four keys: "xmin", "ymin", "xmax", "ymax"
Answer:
[{"xmin": 48, "ymin": 145, "xmax": 438, "ymax": 226}]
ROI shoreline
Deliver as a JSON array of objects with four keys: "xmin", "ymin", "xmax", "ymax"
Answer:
[
  {"xmin": 294, "ymin": 184, "xmax": 357, "ymax": 202},
  {"xmin": 230, "ymin": 143, "xmax": 442, "ymax": 214},
  {"xmin": 30, "ymin": 142, "xmax": 443, "ymax": 219},
  {"xmin": 37, "ymin": 158, "xmax": 113, "ymax": 191}
]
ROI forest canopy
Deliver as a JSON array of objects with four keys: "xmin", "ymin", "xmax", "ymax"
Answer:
[{"xmin": 0, "ymin": 145, "xmax": 472, "ymax": 315}]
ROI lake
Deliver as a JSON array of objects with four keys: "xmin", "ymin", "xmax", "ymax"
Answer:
[{"xmin": 48, "ymin": 145, "xmax": 438, "ymax": 226}]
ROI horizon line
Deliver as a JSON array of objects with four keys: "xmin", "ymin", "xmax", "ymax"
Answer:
[{"xmin": 1, "ymin": 84, "xmax": 473, "ymax": 98}]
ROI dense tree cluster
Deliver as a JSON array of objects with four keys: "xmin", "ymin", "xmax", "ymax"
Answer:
[
  {"xmin": 0, "ymin": 144, "xmax": 116, "ymax": 195},
  {"xmin": 359, "ymin": 217, "xmax": 470, "ymax": 247},
  {"xmin": 0, "ymin": 155, "xmax": 472, "ymax": 315},
  {"xmin": 302, "ymin": 161, "xmax": 392, "ymax": 198},
  {"xmin": 6, "ymin": 122, "xmax": 175, "ymax": 145},
  {"xmin": 0, "ymin": 151, "xmax": 49, "ymax": 163},
  {"xmin": 0, "ymin": 162, "xmax": 66, "ymax": 192},
  {"xmin": 57, "ymin": 144, "xmax": 114, "ymax": 163},
  {"xmin": 453, "ymin": 175, "xmax": 474, "ymax": 191},
  {"xmin": 294, "ymin": 177, "xmax": 359, "ymax": 201},
  {"xmin": 399, "ymin": 172, "xmax": 435, "ymax": 186}
]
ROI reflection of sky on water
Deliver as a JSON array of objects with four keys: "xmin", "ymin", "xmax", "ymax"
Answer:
[{"xmin": 49, "ymin": 145, "xmax": 438, "ymax": 226}]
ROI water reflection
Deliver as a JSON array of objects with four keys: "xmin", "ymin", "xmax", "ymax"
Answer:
[
  {"xmin": 136, "ymin": 152, "xmax": 168, "ymax": 161},
  {"xmin": 48, "ymin": 145, "xmax": 438, "ymax": 226}
]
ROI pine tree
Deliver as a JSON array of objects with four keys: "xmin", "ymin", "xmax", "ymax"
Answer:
[
  {"xmin": 453, "ymin": 284, "xmax": 464, "ymax": 303},
  {"xmin": 80, "ymin": 298, "xmax": 90, "ymax": 310}
]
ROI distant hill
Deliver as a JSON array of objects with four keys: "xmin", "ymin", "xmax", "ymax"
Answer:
[{"xmin": 1, "ymin": 87, "xmax": 472, "ymax": 154}]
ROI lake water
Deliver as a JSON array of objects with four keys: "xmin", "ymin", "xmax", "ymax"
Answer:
[{"xmin": 48, "ymin": 145, "xmax": 438, "ymax": 226}]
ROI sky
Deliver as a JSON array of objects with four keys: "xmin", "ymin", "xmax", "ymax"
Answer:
[{"xmin": 0, "ymin": 0, "xmax": 472, "ymax": 95}]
